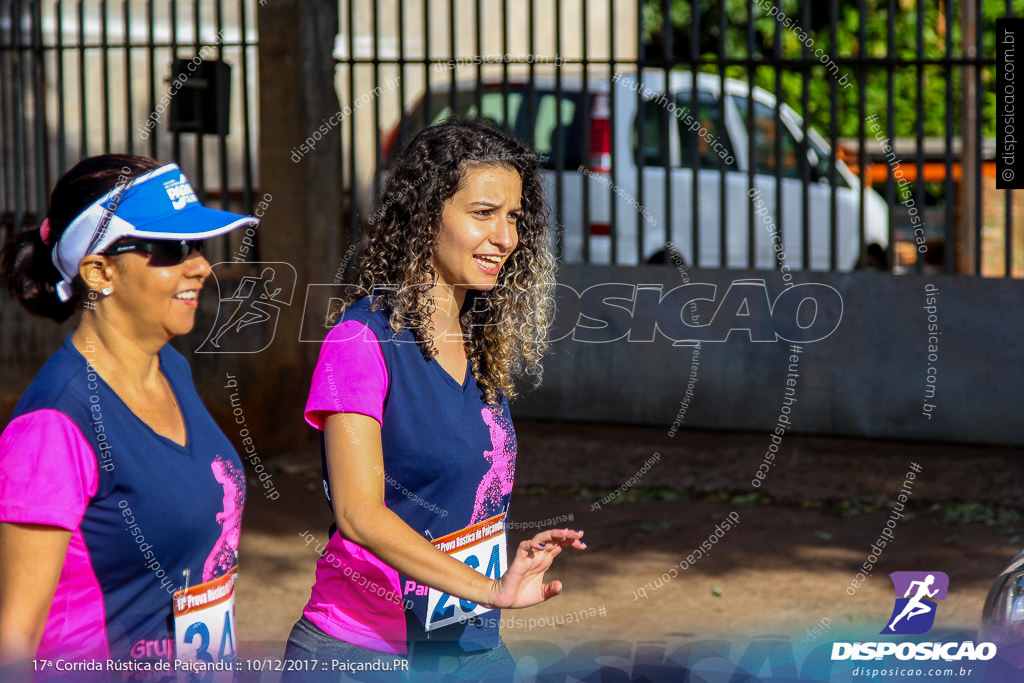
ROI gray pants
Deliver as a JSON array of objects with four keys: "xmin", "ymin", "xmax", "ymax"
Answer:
[{"xmin": 282, "ymin": 615, "xmax": 522, "ymax": 683}]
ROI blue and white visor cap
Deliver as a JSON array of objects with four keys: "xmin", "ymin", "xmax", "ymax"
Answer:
[{"xmin": 51, "ymin": 163, "xmax": 258, "ymax": 302}]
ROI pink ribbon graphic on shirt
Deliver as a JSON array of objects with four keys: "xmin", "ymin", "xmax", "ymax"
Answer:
[
  {"xmin": 470, "ymin": 407, "xmax": 516, "ymax": 524},
  {"xmin": 203, "ymin": 456, "xmax": 245, "ymax": 581}
]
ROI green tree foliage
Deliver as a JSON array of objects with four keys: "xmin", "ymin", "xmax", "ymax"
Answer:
[{"xmin": 641, "ymin": 0, "xmax": 1013, "ymax": 139}]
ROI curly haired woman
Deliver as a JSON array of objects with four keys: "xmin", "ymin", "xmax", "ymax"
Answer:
[{"xmin": 283, "ymin": 118, "xmax": 585, "ymax": 682}]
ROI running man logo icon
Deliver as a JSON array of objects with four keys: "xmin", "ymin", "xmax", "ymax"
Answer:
[
  {"xmin": 196, "ymin": 262, "xmax": 296, "ymax": 353},
  {"xmin": 880, "ymin": 571, "xmax": 949, "ymax": 635}
]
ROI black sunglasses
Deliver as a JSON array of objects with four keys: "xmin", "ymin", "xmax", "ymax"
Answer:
[{"xmin": 102, "ymin": 239, "xmax": 204, "ymax": 266}]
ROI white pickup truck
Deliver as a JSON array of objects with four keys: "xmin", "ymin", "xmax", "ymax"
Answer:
[{"xmin": 377, "ymin": 69, "xmax": 889, "ymax": 271}]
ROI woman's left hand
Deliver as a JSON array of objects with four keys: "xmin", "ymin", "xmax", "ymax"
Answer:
[{"xmin": 487, "ymin": 528, "xmax": 586, "ymax": 609}]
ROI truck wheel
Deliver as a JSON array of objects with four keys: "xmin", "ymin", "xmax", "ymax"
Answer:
[
  {"xmin": 647, "ymin": 250, "xmax": 668, "ymax": 265},
  {"xmin": 856, "ymin": 243, "xmax": 888, "ymax": 270}
]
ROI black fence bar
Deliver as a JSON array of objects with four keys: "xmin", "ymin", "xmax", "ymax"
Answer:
[
  {"xmin": 580, "ymin": 0, "xmax": 590, "ymax": 265},
  {"xmin": 661, "ymin": 0, "xmax": 671, "ymax": 254},
  {"xmin": 799, "ymin": 1, "xmax": 811, "ymax": 271},
  {"xmin": 975, "ymin": 0, "xmax": 984, "ymax": 276},
  {"xmin": 31, "ymin": 0, "xmax": 47, "ymax": 215},
  {"xmin": 214, "ymin": 0, "xmax": 228, "ymax": 213},
  {"xmin": 772, "ymin": 2, "xmax": 782, "ymax": 272},
  {"xmin": 689, "ymin": 0, "xmax": 699, "ymax": 267},
  {"xmin": 421, "ymin": 0, "xmax": 430, "ymax": 129},
  {"xmin": 237, "ymin": 0, "xmax": 253, "ymax": 223},
  {"xmin": 123, "ymin": 0, "xmax": 134, "ymax": 156},
  {"xmin": 856, "ymin": 0, "xmax": 867, "ymax": 269},
  {"xmin": 0, "ymin": 6, "xmax": 10, "ymax": 242},
  {"xmin": 346, "ymin": 0, "xmax": 357, "ymax": 240},
  {"xmin": 914, "ymin": 0, "xmax": 925, "ymax": 273},
  {"xmin": 944, "ymin": 0, "xmax": 955, "ymax": 275},
  {"xmin": 371, "ymin": 0, "xmax": 381, "ymax": 207},
  {"xmin": 608, "ymin": 0, "xmax": 617, "ymax": 265},
  {"xmin": 718, "ymin": 0, "xmax": 727, "ymax": 270},
  {"xmin": 500, "ymin": 0, "xmax": 509, "ymax": 170},
  {"xmin": 553, "ymin": 0, "xmax": 566, "ymax": 261},
  {"xmin": 634, "ymin": 0, "xmax": 644, "ymax": 267},
  {"xmin": 828, "ymin": 0, "xmax": 838, "ymax": 272},
  {"xmin": 885, "ymin": 0, "xmax": 896, "ymax": 271},
  {"xmin": 100, "ymin": 0, "xmax": 110, "ymax": 151},
  {"xmin": 169, "ymin": 0, "xmax": 179, "ymax": 162},
  {"xmin": 77, "ymin": 0, "xmax": 86, "ymax": 158},
  {"xmin": 145, "ymin": 0, "xmax": 157, "ymax": 156},
  {"xmin": 56, "ymin": 0, "xmax": 67, "ymax": 173},
  {"xmin": 447, "ymin": 0, "xmax": 456, "ymax": 126},
  {"xmin": 473, "ymin": 0, "xmax": 481, "ymax": 117},
  {"xmin": 396, "ymin": 0, "xmax": 406, "ymax": 176},
  {"xmin": 525, "ymin": 0, "xmax": 535, "ymax": 156},
  {"xmin": 744, "ymin": 0, "xmax": 755, "ymax": 272},
  {"xmin": 744, "ymin": 23, "xmax": 754, "ymax": 274},
  {"xmin": 12, "ymin": 0, "xmax": 28, "ymax": 232},
  {"xmin": 1006, "ymin": 0, "xmax": 1015, "ymax": 275},
  {"xmin": 338, "ymin": 55, "xmax": 997, "ymax": 68},
  {"xmin": 188, "ymin": 0, "xmax": 204, "ymax": 204}
]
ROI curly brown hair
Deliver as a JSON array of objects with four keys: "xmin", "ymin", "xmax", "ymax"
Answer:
[{"xmin": 336, "ymin": 117, "xmax": 555, "ymax": 405}]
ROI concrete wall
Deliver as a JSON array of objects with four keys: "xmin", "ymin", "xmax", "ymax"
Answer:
[
  {"xmin": 4, "ymin": 264, "xmax": 1018, "ymax": 447},
  {"xmin": 512, "ymin": 265, "xmax": 1022, "ymax": 446}
]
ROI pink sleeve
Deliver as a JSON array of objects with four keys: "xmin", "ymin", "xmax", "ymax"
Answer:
[
  {"xmin": 0, "ymin": 410, "xmax": 98, "ymax": 531},
  {"xmin": 304, "ymin": 320, "xmax": 389, "ymax": 430}
]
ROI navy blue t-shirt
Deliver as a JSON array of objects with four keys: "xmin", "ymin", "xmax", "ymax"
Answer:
[
  {"xmin": 302, "ymin": 296, "xmax": 517, "ymax": 654},
  {"xmin": 0, "ymin": 333, "xmax": 245, "ymax": 663}
]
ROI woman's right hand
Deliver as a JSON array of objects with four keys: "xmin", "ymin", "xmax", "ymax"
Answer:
[
  {"xmin": 487, "ymin": 528, "xmax": 586, "ymax": 609},
  {"xmin": 324, "ymin": 412, "xmax": 586, "ymax": 610}
]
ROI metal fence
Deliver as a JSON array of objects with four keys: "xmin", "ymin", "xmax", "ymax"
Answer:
[
  {"xmin": 336, "ymin": 0, "xmax": 1010, "ymax": 276},
  {"xmin": 0, "ymin": 0, "xmax": 260, "ymax": 262},
  {"xmin": 1, "ymin": 1, "xmax": 1016, "ymax": 276}
]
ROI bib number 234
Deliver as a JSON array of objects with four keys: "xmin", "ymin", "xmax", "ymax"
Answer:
[
  {"xmin": 426, "ymin": 513, "xmax": 506, "ymax": 631},
  {"xmin": 173, "ymin": 566, "xmax": 237, "ymax": 673}
]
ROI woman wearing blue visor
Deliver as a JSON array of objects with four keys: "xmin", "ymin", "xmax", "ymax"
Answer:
[{"xmin": 0, "ymin": 154, "xmax": 257, "ymax": 674}]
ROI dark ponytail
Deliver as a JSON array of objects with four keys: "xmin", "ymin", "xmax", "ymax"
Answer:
[
  {"xmin": 0, "ymin": 227, "xmax": 81, "ymax": 322},
  {"xmin": 0, "ymin": 154, "xmax": 162, "ymax": 322}
]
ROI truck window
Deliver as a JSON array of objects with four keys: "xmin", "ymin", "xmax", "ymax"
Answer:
[
  {"xmin": 531, "ymin": 92, "xmax": 583, "ymax": 168},
  {"xmin": 416, "ymin": 89, "xmax": 581, "ymax": 169},
  {"xmin": 634, "ymin": 92, "xmax": 736, "ymax": 170},
  {"xmin": 675, "ymin": 92, "xmax": 735, "ymax": 171},
  {"xmin": 732, "ymin": 96, "xmax": 802, "ymax": 179},
  {"xmin": 634, "ymin": 99, "xmax": 671, "ymax": 168}
]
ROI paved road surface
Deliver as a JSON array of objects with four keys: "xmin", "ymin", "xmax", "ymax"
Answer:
[{"xmin": 234, "ymin": 420, "xmax": 1024, "ymax": 665}]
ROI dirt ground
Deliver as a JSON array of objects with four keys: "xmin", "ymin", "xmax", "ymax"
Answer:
[{"xmin": 232, "ymin": 419, "xmax": 1024, "ymax": 666}]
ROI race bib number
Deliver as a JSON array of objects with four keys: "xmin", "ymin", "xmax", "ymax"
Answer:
[
  {"xmin": 173, "ymin": 567, "xmax": 237, "ymax": 673},
  {"xmin": 425, "ymin": 513, "xmax": 507, "ymax": 632}
]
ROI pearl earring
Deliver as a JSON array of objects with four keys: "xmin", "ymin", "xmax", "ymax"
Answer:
[{"xmin": 101, "ymin": 287, "xmax": 112, "ymax": 296}]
